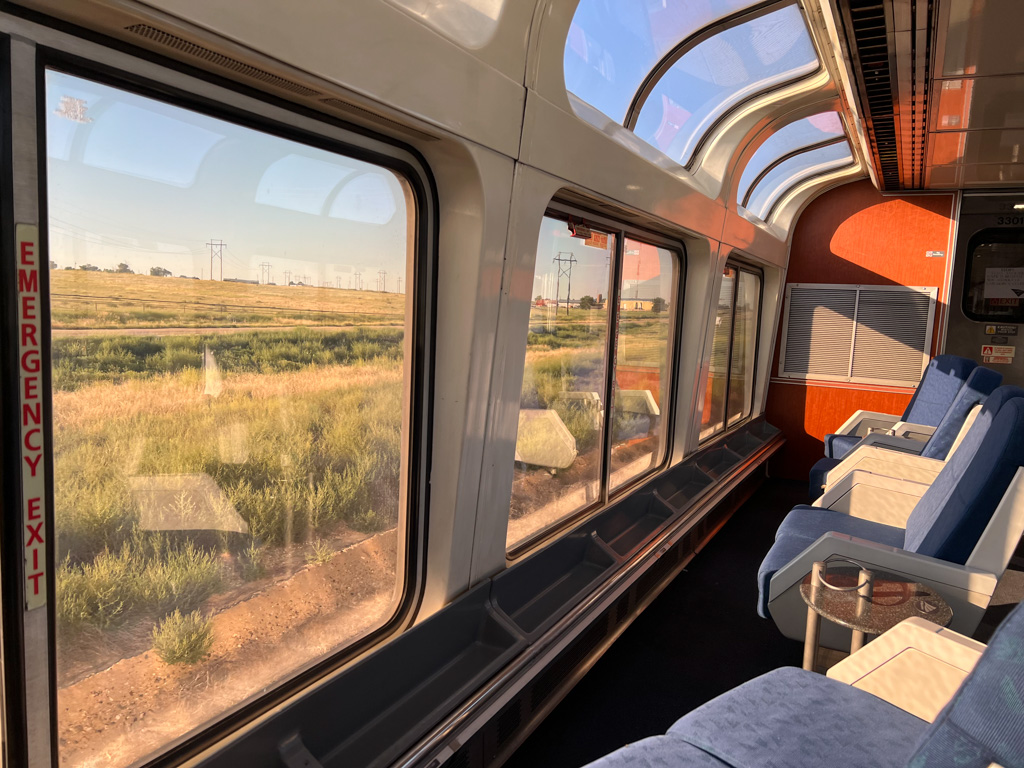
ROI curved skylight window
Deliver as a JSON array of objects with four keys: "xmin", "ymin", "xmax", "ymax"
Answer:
[
  {"xmin": 737, "ymin": 111, "xmax": 846, "ymax": 204},
  {"xmin": 632, "ymin": 4, "xmax": 818, "ymax": 165},
  {"xmin": 744, "ymin": 140, "xmax": 854, "ymax": 220},
  {"xmin": 564, "ymin": 0, "xmax": 755, "ymax": 123},
  {"xmin": 256, "ymin": 154, "xmax": 355, "ymax": 215}
]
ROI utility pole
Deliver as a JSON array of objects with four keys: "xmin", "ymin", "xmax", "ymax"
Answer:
[
  {"xmin": 284, "ymin": 270, "xmax": 292, "ymax": 286},
  {"xmin": 207, "ymin": 239, "xmax": 225, "ymax": 281},
  {"xmin": 259, "ymin": 262, "xmax": 272, "ymax": 285},
  {"xmin": 397, "ymin": 276, "xmax": 402, "ymax": 294},
  {"xmin": 301, "ymin": 274, "xmax": 310, "ymax": 285},
  {"xmin": 355, "ymin": 271, "xmax": 362, "ymax": 290},
  {"xmin": 553, "ymin": 252, "xmax": 577, "ymax": 317},
  {"xmin": 336, "ymin": 276, "xmax": 343, "ymax": 289},
  {"xmin": 378, "ymin": 269, "xmax": 387, "ymax": 293}
]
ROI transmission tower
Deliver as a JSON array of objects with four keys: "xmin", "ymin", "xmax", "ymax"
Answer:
[
  {"xmin": 207, "ymin": 239, "xmax": 225, "ymax": 281},
  {"xmin": 378, "ymin": 269, "xmax": 387, "ymax": 293},
  {"xmin": 355, "ymin": 271, "xmax": 362, "ymax": 290},
  {"xmin": 552, "ymin": 252, "xmax": 577, "ymax": 316},
  {"xmin": 284, "ymin": 270, "xmax": 292, "ymax": 286},
  {"xmin": 259, "ymin": 262, "xmax": 272, "ymax": 285},
  {"xmin": 397, "ymin": 276, "xmax": 402, "ymax": 294}
]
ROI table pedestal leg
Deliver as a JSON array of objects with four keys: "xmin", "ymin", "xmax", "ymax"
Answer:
[
  {"xmin": 803, "ymin": 606, "xmax": 821, "ymax": 671},
  {"xmin": 850, "ymin": 629, "xmax": 865, "ymax": 654}
]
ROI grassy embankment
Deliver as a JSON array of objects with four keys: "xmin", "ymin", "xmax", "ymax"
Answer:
[{"xmin": 53, "ymin": 272, "xmax": 405, "ymax": 644}]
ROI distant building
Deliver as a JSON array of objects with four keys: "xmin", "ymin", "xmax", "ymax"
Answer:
[{"xmin": 619, "ymin": 299, "xmax": 656, "ymax": 311}]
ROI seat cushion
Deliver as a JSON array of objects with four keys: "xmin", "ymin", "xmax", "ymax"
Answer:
[
  {"xmin": 808, "ymin": 457, "xmax": 840, "ymax": 499},
  {"xmin": 902, "ymin": 355, "xmax": 978, "ymax": 426},
  {"xmin": 776, "ymin": 506, "xmax": 907, "ymax": 546},
  {"xmin": 581, "ymin": 735, "xmax": 731, "ymax": 768},
  {"xmin": 667, "ymin": 668, "xmax": 926, "ymax": 768}
]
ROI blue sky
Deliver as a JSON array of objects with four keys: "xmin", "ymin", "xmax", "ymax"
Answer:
[{"xmin": 45, "ymin": 71, "xmax": 410, "ymax": 289}]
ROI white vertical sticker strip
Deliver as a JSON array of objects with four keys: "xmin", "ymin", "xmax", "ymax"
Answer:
[{"xmin": 17, "ymin": 223, "xmax": 46, "ymax": 609}]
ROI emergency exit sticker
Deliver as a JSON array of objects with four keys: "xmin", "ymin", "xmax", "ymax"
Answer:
[
  {"xmin": 982, "ymin": 344, "xmax": 1016, "ymax": 357},
  {"xmin": 17, "ymin": 224, "xmax": 46, "ymax": 609}
]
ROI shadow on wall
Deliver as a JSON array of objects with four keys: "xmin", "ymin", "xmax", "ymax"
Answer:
[{"xmin": 764, "ymin": 183, "xmax": 956, "ymax": 480}]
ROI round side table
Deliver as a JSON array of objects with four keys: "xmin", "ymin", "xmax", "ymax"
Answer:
[{"xmin": 799, "ymin": 561, "xmax": 952, "ymax": 672}]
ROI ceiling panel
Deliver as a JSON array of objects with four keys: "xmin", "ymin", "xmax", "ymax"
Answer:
[
  {"xmin": 932, "ymin": 75, "xmax": 1024, "ymax": 132},
  {"xmin": 927, "ymin": 129, "xmax": 1024, "ymax": 167},
  {"xmin": 936, "ymin": 0, "xmax": 1024, "ymax": 78}
]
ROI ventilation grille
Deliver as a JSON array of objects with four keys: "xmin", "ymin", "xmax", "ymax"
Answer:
[
  {"xmin": 846, "ymin": 2, "xmax": 899, "ymax": 188},
  {"xmin": 783, "ymin": 288, "xmax": 857, "ymax": 377},
  {"xmin": 851, "ymin": 289, "xmax": 932, "ymax": 381},
  {"xmin": 781, "ymin": 285, "xmax": 935, "ymax": 385},
  {"xmin": 124, "ymin": 24, "xmax": 323, "ymax": 97}
]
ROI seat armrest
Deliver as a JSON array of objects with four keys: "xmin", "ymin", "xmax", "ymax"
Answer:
[
  {"xmin": 857, "ymin": 433, "xmax": 928, "ymax": 454},
  {"xmin": 822, "ymin": 446, "xmax": 945, "ymax": 493},
  {"xmin": 827, "ymin": 617, "xmax": 984, "ymax": 722},
  {"xmin": 813, "ymin": 470, "xmax": 929, "ymax": 527},
  {"xmin": 769, "ymin": 533, "xmax": 1000, "ymax": 607},
  {"xmin": 890, "ymin": 422, "xmax": 936, "ymax": 442},
  {"xmin": 833, "ymin": 410, "xmax": 901, "ymax": 438}
]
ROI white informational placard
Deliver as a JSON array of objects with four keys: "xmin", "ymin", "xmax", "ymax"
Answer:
[{"xmin": 983, "ymin": 267, "xmax": 1024, "ymax": 299}]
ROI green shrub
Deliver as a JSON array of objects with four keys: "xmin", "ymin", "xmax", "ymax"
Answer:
[
  {"xmin": 305, "ymin": 538, "xmax": 333, "ymax": 565},
  {"xmin": 152, "ymin": 609, "xmax": 214, "ymax": 665},
  {"xmin": 239, "ymin": 541, "xmax": 266, "ymax": 581}
]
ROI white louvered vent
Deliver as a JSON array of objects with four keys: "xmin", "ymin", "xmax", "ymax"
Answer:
[{"xmin": 779, "ymin": 284, "xmax": 937, "ymax": 385}]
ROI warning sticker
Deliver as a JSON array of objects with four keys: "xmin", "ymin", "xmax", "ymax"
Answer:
[
  {"xmin": 17, "ymin": 224, "xmax": 46, "ymax": 610},
  {"xmin": 985, "ymin": 325, "xmax": 1019, "ymax": 336},
  {"xmin": 983, "ymin": 355, "xmax": 1014, "ymax": 365},
  {"xmin": 981, "ymin": 344, "xmax": 1016, "ymax": 357},
  {"xmin": 584, "ymin": 232, "xmax": 609, "ymax": 249},
  {"xmin": 984, "ymin": 267, "xmax": 1024, "ymax": 299}
]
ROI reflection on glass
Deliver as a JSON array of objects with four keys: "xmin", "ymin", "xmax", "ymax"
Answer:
[
  {"xmin": 964, "ymin": 233, "xmax": 1024, "ymax": 323},
  {"xmin": 633, "ymin": 4, "xmax": 818, "ymax": 165},
  {"xmin": 565, "ymin": 0, "xmax": 756, "ymax": 123},
  {"xmin": 385, "ymin": 0, "xmax": 505, "ymax": 48},
  {"xmin": 700, "ymin": 266, "xmax": 736, "ymax": 440},
  {"xmin": 47, "ymin": 70, "xmax": 412, "ymax": 768},
  {"xmin": 610, "ymin": 240, "xmax": 676, "ymax": 490},
  {"xmin": 737, "ymin": 111, "xmax": 844, "ymax": 204},
  {"xmin": 508, "ymin": 217, "xmax": 613, "ymax": 549},
  {"xmin": 727, "ymin": 270, "xmax": 760, "ymax": 424},
  {"xmin": 744, "ymin": 140, "xmax": 853, "ymax": 220}
]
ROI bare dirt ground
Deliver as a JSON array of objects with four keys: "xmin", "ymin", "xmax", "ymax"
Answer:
[{"xmin": 58, "ymin": 528, "xmax": 398, "ymax": 768}]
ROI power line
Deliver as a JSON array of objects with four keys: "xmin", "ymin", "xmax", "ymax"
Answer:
[
  {"xmin": 207, "ymin": 239, "xmax": 225, "ymax": 281},
  {"xmin": 553, "ymin": 251, "xmax": 577, "ymax": 317}
]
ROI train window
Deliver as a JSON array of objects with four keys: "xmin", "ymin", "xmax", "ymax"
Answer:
[
  {"xmin": 508, "ymin": 217, "xmax": 681, "ymax": 550},
  {"xmin": 610, "ymin": 240, "xmax": 677, "ymax": 490},
  {"xmin": 962, "ymin": 228, "xmax": 1024, "ymax": 323},
  {"xmin": 743, "ymin": 140, "xmax": 854, "ymax": 221},
  {"xmin": 632, "ymin": 5, "xmax": 818, "ymax": 166},
  {"xmin": 727, "ymin": 270, "xmax": 761, "ymax": 425},
  {"xmin": 564, "ymin": 1, "xmax": 820, "ymax": 168},
  {"xmin": 509, "ymin": 217, "xmax": 615, "ymax": 549},
  {"xmin": 737, "ymin": 112, "xmax": 845, "ymax": 205},
  {"xmin": 45, "ymin": 70, "xmax": 415, "ymax": 768},
  {"xmin": 700, "ymin": 264, "xmax": 761, "ymax": 440}
]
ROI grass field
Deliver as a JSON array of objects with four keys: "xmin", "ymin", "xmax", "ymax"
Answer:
[{"xmin": 50, "ymin": 270, "xmax": 405, "ymax": 329}]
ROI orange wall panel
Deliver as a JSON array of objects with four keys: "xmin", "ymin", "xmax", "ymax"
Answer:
[{"xmin": 767, "ymin": 180, "xmax": 956, "ymax": 480}]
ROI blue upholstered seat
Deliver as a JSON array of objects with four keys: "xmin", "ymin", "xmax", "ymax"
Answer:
[
  {"xmin": 582, "ymin": 602, "xmax": 1024, "ymax": 768},
  {"xmin": 822, "ymin": 355, "xmax": 982, "ymax": 460},
  {"xmin": 760, "ymin": 387, "xmax": 1024, "ymax": 618},
  {"xmin": 811, "ymin": 366, "xmax": 1003, "ymax": 498}
]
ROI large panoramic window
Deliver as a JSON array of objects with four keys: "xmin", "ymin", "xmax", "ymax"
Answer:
[
  {"xmin": 700, "ymin": 263, "xmax": 761, "ymax": 440},
  {"xmin": 564, "ymin": 1, "xmax": 820, "ymax": 167},
  {"xmin": 508, "ymin": 216, "xmax": 679, "ymax": 551},
  {"xmin": 737, "ymin": 111, "xmax": 846, "ymax": 205},
  {"xmin": 633, "ymin": 5, "xmax": 818, "ymax": 165},
  {"xmin": 743, "ymin": 140, "xmax": 854, "ymax": 221},
  {"xmin": 46, "ymin": 70, "xmax": 415, "ymax": 768}
]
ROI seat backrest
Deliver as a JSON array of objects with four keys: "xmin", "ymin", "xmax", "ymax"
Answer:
[
  {"xmin": 904, "ymin": 600, "xmax": 1024, "ymax": 768},
  {"xmin": 920, "ymin": 367, "xmax": 1002, "ymax": 460},
  {"xmin": 903, "ymin": 386, "xmax": 1024, "ymax": 563},
  {"xmin": 902, "ymin": 355, "xmax": 978, "ymax": 427}
]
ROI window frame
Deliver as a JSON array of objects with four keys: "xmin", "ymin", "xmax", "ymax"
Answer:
[
  {"xmin": 22, "ymin": 44, "xmax": 437, "ymax": 768},
  {"xmin": 507, "ymin": 203, "xmax": 685, "ymax": 558},
  {"xmin": 699, "ymin": 258, "xmax": 764, "ymax": 443}
]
